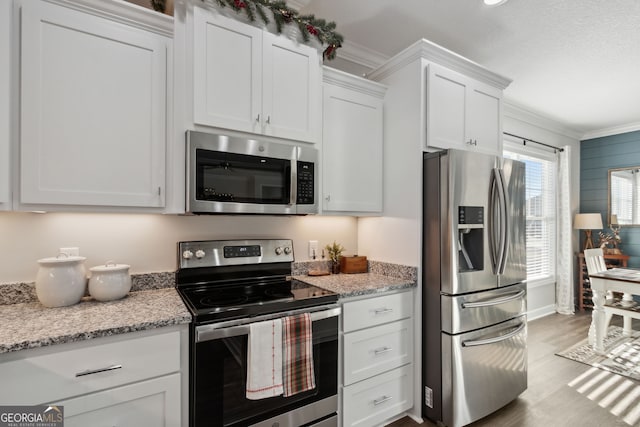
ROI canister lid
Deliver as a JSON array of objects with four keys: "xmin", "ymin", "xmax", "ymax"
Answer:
[
  {"xmin": 37, "ymin": 254, "xmax": 86, "ymax": 264},
  {"xmin": 89, "ymin": 261, "xmax": 130, "ymax": 273}
]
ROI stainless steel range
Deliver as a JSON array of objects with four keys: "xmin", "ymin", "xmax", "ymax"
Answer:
[{"xmin": 176, "ymin": 239, "xmax": 340, "ymax": 427}]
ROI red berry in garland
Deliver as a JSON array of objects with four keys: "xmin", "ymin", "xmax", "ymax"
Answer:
[
  {"xmin": 306, "ymin": 24, "xmax": 318, "ymax": 35},
  {"xmin": 234, "ymin": 0, "xmax": 246, "ymax": 9}
]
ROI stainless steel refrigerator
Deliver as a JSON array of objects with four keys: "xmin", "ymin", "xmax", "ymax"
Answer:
[{"xmin": 422, "ymin": 149, "xmax": 528, "ymax": 427}]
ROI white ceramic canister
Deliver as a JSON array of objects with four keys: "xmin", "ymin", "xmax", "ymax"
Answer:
[
  {"xmin": 88, "ymin": 262, "xmax": 131, "ymax": 302},
  {"xmin": 35, "ymin": 255, "xmax": 87, "ymax": 308}
]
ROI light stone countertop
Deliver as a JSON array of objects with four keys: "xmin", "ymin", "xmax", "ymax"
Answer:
[
  {"xmin": 295, "ymin": 272, "xmax": 416, "ymax": 298},
  {"xmin": 0, "ymin": 287, "xmax": 191, "ymax": 355}
]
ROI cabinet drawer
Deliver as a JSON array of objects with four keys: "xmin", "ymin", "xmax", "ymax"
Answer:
[
  {"xmin": 0, "ymin": 329, "xmax": 181, "ymax": 405},
  {"xmin": 342, "ymin": 364, "xmax": 413, "ymax": 427},
  {"xmin": 55, "ymin": 374, "xmax": 181, "ymax": 427},
  {"xmin": 343, "ymin": 318, "xmax": 412, "ymax": 385},
  {"xmin": 343, "ymin": 291, "xmax": 412, "ymax": 332}
]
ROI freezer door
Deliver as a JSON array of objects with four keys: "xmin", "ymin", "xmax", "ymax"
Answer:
[
  {"xmin": 499, "ymin": 158, "xmax": 527, "ymax": 287},
  {"xmin": 441, "ymin": 283, "xmax": 526, "ymax": 335},
  {"xmin": 442, "ymin": 316, "xmax": 527, "ymax": 427}
]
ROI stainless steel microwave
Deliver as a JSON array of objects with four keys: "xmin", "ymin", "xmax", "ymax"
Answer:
[{"xmin": 186, "ymin": 131, "xmax": 318, "ymax": 215}]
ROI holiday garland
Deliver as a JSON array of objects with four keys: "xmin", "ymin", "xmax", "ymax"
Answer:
[{"xmin": 150, "ymin": 0, "xmax": 343, "ymax": 60}]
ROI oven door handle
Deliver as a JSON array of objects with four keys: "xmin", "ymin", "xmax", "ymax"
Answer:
[{"xmin": 195, "ymin": 306, "xmax": 341, "ymax": 343}]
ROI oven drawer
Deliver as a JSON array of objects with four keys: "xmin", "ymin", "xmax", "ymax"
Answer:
[
  {"xmin": 342, "ymin": 364, "xmax": 413, "ymax": 427},
  {"xmin": 343, "ymin": 318, "xmax": 412, "ymax": 385},
  {"xmin": 343, "ymin": 291, "xmax": 412, "ymax": 333},
  {"xmin": 0, "ymin": 328, "xmax": 181, "ymax": 405}
]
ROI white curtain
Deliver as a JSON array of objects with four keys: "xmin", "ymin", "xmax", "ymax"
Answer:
[{"xmin": 556, "ymin": 146, "xmax": 574, "ymax": 314}]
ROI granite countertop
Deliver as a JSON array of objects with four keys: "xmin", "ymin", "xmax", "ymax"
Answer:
[
  {"xmin": 0, "ymin": 287, "xmax": 191, "ymax": 355},
  {"xmin": 296, "ymin": 272, "xmax": 416, "ymax": 298}
]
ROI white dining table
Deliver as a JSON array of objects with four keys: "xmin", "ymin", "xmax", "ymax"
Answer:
[{"xmin": 587, "ymin": 268, "xmax": 640, "ymax": 353}]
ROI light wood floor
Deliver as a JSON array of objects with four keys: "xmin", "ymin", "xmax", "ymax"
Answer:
[{"xmin": 388, "ymin": 312, "xmax": 640, "ymax": 427}]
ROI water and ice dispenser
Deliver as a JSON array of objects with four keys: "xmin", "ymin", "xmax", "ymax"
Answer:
[{"xmin": 457, "ymin": 206, "xmax": 484, "ymax": 272}]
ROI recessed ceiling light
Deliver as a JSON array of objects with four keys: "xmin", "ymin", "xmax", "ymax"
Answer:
[{"xmin": 484, "ymin": 0, "xmax": 509, "ymax": 5}]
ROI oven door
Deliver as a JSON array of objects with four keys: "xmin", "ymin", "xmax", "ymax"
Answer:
[
  {"xmin": 191, "ymin": 306, "xmax": 340, "ymax": 427},
  {"xmin": 187, "ymin": 131, "xmax": 297, "ymax": 214}
]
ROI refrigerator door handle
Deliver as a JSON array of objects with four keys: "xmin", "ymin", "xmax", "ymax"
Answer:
[
  {"xmin": 462, "ymin": 322, "xmax": 526, "ymax": 347},
  {"xmin": 488, "ymin": 169, "xmax": 500, "ymax": 274},
  {"xmin": 461, "ymin": 290, "xmax": 526, "ymax": 309},
  {"xmin": 491, "ymin": 168, "xmax": 508, "ymax": 275},
  {"xmin": 497, "ymin": 168, "xmax": 511, "ymax": 275}
]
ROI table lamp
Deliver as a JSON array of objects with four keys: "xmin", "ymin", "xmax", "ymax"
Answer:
[{"xmin": 574, "ymin": 213, "xmax": 603, "ymax": 250}]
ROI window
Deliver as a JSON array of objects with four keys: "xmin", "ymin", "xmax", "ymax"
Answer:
[{"xmin": 504, "ymin": 143, "xmax": 558, "ymax": 283}]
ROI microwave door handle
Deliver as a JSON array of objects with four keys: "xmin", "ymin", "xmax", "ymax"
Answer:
[{"xmin": 290, "ymin": 152, "xmax": 297, "ymax": 206}]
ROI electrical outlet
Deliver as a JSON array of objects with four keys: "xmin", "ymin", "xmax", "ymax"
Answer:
[
  {"xmin": 59, "ymin": 247, "xmax": 80, "ymax": 257},
  {"xmin": 308, "ymin": 240, "xmax": 318, "ymax": 259}
]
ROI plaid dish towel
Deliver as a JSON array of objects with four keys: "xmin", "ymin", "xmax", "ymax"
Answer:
[
  {"xmin": 246, "ymin": 319, "xmax": 284, "ymax": 400},
  {"xmin": 282, "ymin": 313, "xmax": 316, "ymax": 397}
]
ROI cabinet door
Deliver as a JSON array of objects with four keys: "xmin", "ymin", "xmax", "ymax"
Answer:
[
  {"xmin": 263, "ymin": 33, "xmax": 320, "ymax": 143},
  {"xmin": 0, "ymin": 0, "xmax": 11, "ymax": 210},
  {"xmin": 322, "ymin": 81, "xmax": 383, "ymax": 213},
  {"xmin": 427, "ymin": 63, "xmax": 503, "ymax": 155},
  {"xmin": 20, "ymin": 1, "xmax": 167, "ymax": 207},
  {"xmin": 426, "ymin": 63, "xmax": 467, "ymax": 150},
  {"xmin": 193, "ymin": 9, "xmax": 262, "ymax": 134},
  {"xmin": 55, "ymin": 374, "xmax": 181, "ymax": 427},
  {"xmin": 466, "ymin": 81, "xmax": 502, "ymax": 154}
]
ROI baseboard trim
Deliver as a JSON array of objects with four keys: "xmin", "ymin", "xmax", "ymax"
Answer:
[{"xmin": 528, "ymin": 304, "xmax": 556, "ymax": 321}]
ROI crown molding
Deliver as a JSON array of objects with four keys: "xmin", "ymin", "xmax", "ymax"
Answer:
[
  {"xmin": 323, "ymin": 66, "xmax": 387, "ymax": 98},
  {"xmin": 335, "ymin": 41, "xmax": 388, "ymax": 71},
  {"xmin": 581, "ymin": 122, "xmax": 640, "ymax": 141},
  {"xmin": 286, "ymin": 0, "xmax": 311, "ymax": 12},
  {"xmin": 503, "ymin": 100, "xmax": 582, "ymax": 141},
  {"xmin": 367, "ymin": 38, "xmax": 512, "ymax": 90},
  {"xmin": 46, "ymin": 0, "xmax": 173, "ymax": 37}
]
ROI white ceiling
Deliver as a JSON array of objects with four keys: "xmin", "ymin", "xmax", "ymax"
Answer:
[{"xmin": 299, "ymin": 0, "xmax": 640, "ymax": 139}]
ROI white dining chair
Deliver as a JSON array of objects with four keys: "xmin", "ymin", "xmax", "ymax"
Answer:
[{"xmin": 584, "ymin": 248, "xmax": 634, "ymax": 337}]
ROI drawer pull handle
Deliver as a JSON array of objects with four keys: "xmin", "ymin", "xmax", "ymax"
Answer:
[
  {"xmin": 374, "ymin": 346, "xmax": 393, "ymax": 355},
  {"xmin": 373, "ymin": 308, "xmax": 393, "ymax": 315},
  {"xmin": 373, "ymin": 395, "xmax": 393, "ymax": 406},
  {"xmin": 75, "ymin": 364, "xmax": 122, "ymax": 377}
]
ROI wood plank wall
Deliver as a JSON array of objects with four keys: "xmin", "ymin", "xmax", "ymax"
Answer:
[{"xmin": 580, "ymin": 130, "xmax": 640, "ymax": 267}]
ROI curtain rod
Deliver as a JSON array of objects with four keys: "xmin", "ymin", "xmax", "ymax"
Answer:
[{"xmin": 503, "ymin": 132, "xmax": 564, "ymax": 153}]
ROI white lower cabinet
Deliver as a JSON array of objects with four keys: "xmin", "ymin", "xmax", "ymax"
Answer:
[
  {"xmin": 341, "ymin": 291, "xmax": 414, "ymax": 426},
  {"xmin": 0, "ymin": 326, "xmax": 186, "ymax": 427},
  {"xmin": 343, "ymin": 364, "xmax": 413, "ymax": 427},
  {"xmin": 58, "ymin": 374, "xmax": 181, "ymax": 427}
]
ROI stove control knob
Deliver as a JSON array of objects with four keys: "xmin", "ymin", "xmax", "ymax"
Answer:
[
  {"xmin": 182, "ymin": 250, "xmax": 194, "ymax": 260},
  {"xmin": 195, "ymin": 249, "xmax": 206, "ymax": 259},
  {"xmin": 283, "ymin": 247, "xmax": 292, "ymax": 255},
  {"xmin": 275, "ymin": 246, "xmax": 283, "ymax": 255}
]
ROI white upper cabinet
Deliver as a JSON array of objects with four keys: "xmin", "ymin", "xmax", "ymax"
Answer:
[
  {"xmin": 193, "ymin": 8, "xmax": 321, "ymax": 143},
  {"xmin": 0, "ymin": 0, "xmax": 11, "ymax": 211},
  {"xmin": 322, "ymin": 68, "xmax": 385, "ymax": 214},
  {"xmin": 427, "ymin": 63, "xmax": 502, "ymax": 155},
  {"xmin": 18, "ymin": 0, "xmax": 170, "ymax": 209}
]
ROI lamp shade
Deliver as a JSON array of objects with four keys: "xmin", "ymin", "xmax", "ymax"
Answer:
[
  {"xmin": 611, "ymin": 214, "xmax": 618, "ymax": 225},
  {"xmin": 574, "ymin": 213, "xmax": 603, "ymax": 230}
]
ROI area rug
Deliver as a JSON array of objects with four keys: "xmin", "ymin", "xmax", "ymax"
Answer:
[{"xmin": 557, "ymin": 326, "xmax": 640, "ymax": 381}]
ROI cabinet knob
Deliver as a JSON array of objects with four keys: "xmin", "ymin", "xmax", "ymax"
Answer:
[
  {"xmin": 256, "ymin": 114, "xmax": 260, "ymax": 123},
  {"xmin": 325, "ymin": 195, "xmax": 330, "ymax": 202},
  {"xmin": 266, "ymin": 115, "xmax": 271, "ymax": 124}
]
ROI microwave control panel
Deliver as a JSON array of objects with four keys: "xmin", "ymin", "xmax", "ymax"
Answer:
[{"xmin": 297, "ymin": 161, "xmax": 315, "ymax": 205}]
